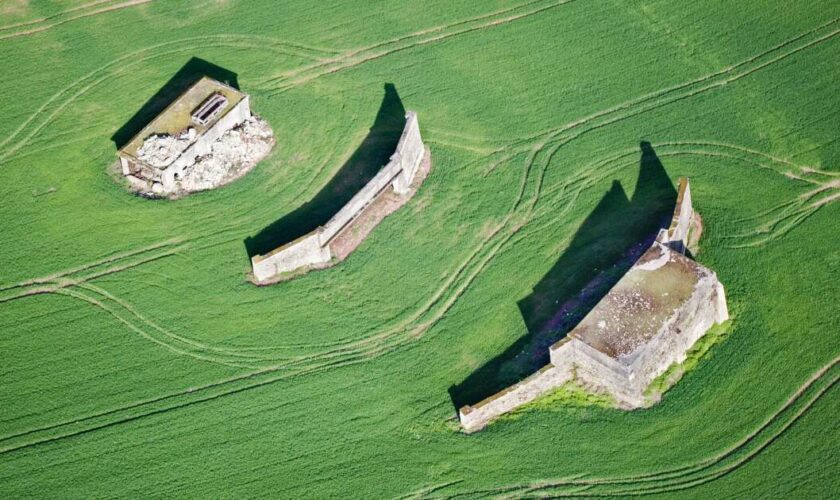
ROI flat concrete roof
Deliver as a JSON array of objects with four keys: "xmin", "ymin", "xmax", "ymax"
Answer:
[
  {"xmin": 118, "ymin": 77, "xmax": 245, "ymax": 160},
  {"xmin": 565, "ymin": 242, "xmax": 704, "ymax": 361}
]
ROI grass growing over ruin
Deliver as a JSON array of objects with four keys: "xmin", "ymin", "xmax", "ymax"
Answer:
[
  {"xmin": 0, "ymin": 1, "xmax": 838, "ymax": 498},
  {"xmin": 644, "ymin": 319, "xmax": 734, "ymax": 404},
  {"xmin": 503, "ymin": 382, "xmax": 616, "ymax": 424}
]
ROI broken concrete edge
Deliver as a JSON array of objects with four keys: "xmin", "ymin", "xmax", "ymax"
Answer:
[
  {"xmin": 250, "ymin": 112, "xmax": 427, "ymax": 284},
  {"xmin": 662, "ymin": 177, "xmax": 693, "ymax": 253},
  {"xmin": 246, "ymin": 260, "xmax": 337, "ymax": 286},
  {"xmin": 642, "ymin": 317, "xmax": 733, "ymax": 406},
  {"xmin": 118, "ymin": 77, "xmax": 245, "ymax": 165},
  {"xmin": 459, "ymin": 285, "xmax": 729, "ymax": 434}
]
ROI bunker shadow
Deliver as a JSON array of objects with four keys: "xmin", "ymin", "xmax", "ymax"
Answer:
[
  {"xmin": 110, "ymin": 57, "xmax": 240, "ymax": 149},
  {"xmin": 243, "ymin": 83, "xmax": 406, "ymax": 258},
  {"xmin": 448, "ymin": 142, "xmax": 678, "ymax": 409}
]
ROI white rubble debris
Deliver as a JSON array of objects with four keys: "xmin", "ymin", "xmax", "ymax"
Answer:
[
  {"xmin": 177, "ymin": 116, "xmax": 273, "ymax": 193},
  {"xmin": 136, "ymin": 128, "xmax": 195, "ymax": 168},
  {"xmin": 129, "ymin": 116, "xmax": 274, "ymax": 197}
]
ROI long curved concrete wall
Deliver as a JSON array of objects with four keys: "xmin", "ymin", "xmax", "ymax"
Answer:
[{"xmin": 252, "ymin": 111, "xmax": 426, "ymax": 283}]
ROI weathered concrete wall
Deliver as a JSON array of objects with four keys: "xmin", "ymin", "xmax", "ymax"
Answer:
[
  {"xmin": 252, "ymin": 230, "xmax": 331, "ymax": 281},
  {"xmin": 161, "ymin": 96, "xmax": 252, "ymax": 189},
  {"xmin": 391, "ymin": 113, "xmax": 424, "ymax": 194},
  {"xmin": 663, "ymin": 177, "xmax": 693, "ymax": 253},
  {"xmin": 320, "ymin": 157, "xmax": 402, "ymax": 244},
  {"xmin": 320, "ymin": 112, "xmax": 423, "ymax": 242},
  {"xmin": 622, "ymin": 272, "xmax": 727, "ymax": 397},
  {"xmin": 563, "ymin": 338, "xmax": 642, "ymax": 407},
  {"xmin": 251, "ymin": 111, "xmax": 425, "ymax": 283},
  {"xmin": 459, "ymin": 362, "xmax": 573, "ymax": 433}
]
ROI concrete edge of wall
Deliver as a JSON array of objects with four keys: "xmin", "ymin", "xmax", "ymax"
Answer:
[
  {"xmin": 251, "ymin": 112, "xmax": 427, "ymax": 284},
  {"xmin": 663, "ymin": 177, "xmax": 693, "ymax": 252}
]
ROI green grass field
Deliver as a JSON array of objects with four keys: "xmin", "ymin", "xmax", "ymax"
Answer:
[{"xmin": 1, "ymin": 1, "xmax": 838, "ymax": 497}]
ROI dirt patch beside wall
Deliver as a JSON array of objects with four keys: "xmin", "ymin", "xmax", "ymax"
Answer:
[{"xmin": 330, "ymin": 147, "xmax": 431, "ymax": 260}]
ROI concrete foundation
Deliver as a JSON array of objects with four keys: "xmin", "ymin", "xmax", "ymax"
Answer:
[{"xmin": 116, "ymin": 77, "xmax": 253, "ymax": 195}]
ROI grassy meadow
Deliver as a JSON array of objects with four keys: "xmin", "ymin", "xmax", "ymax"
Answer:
[{"xmin": 0, "ymin": 0, "xmax": 838, "ymax": 497}]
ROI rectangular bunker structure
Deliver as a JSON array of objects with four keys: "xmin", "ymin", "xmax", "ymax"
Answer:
[
  {"xmin": 117, "ymin": 77, "xmax": 251, "ymax": 193},
  {"xmin": 459, "ymin": 178, "xmax": 729, "ymax": 432}
]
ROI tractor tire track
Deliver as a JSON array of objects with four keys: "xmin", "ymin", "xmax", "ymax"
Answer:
[
  {"xmin": 402, "ymin": 358, "xmax": 839, "ymax": 498},
  {"xmin": 55, "ymin": 287, "xmax": 255, "ymax": 368},
  {"xmin": 0, "ymin": 0, "xmax": 155, "ymax": 42},
  {"xmin": 481, "ymin": 17, "xmax": 840, "ymax": 176},
  {"xmin": 0, "ymin": 35, "xmax": 332, "ymax": 166},
  {"xmin": 261, "ymin": 0, "xmax": 576, "ymax": 94},
  {"xmin": 3, "ymin": 17, "xmax": 838, "ymax": 455}
]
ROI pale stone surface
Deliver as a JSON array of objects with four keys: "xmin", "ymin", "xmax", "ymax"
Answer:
[
  {"xmin": 459, "ymin": 363, "xmax": 573, "ymax": 433},
  {"xmin": 136, "ymin": 130, "xmax": 193, "ymax": 168},
  {"xmin": 458, "ymin": 178, "xmax": 729, "ymax": 432},
  {"xmin": 659, "ymin": 177, "xmax": 693, "ymax": 252},
  {"xmin": 177, "ymin": 116, "xmax": 274, "ymax": 193},
  {"xmin": 251, "ymin": 112, "xmax": 427, "ymax": 284},
  {"xmin": 252, "ymin": 231, "xmax": 332, "ymax": 280}
]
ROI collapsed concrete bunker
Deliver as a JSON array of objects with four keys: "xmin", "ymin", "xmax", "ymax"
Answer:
[
  {"xmin": 459, "ymin": 178, "xmax": 729, "ymax": 433},
  {"xmin": 251, "ymin": 111, "xmax": 430, "ymax": 284},
  {"xmin": 116, "ymin": 77, "xmax": 274, "ymax": 196}
]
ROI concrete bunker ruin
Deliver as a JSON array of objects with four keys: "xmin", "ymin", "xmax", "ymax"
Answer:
[
  {"xmin": 116, "ymin": 76, "xmax": 274, "ymax": 197},
  {"xmin": 459, "ymin": 178, "xmax": 729, "ymax": 433},
  {"xmin": 250, "ymin": 111, "xmax": 430, "ymax": 284}
]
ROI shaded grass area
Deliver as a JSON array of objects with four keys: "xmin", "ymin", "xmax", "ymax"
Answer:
[{"xmin": 450, "ymin": 142, "xmax": 676, "ymax": 409}]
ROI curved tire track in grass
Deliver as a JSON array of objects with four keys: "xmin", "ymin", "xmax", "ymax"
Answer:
[
  {"xmin": 0, "ymin": 239, "xmax": 185, "ymax": 305},
  {"xmin": 3, "ymin": 18, "xmax": 838, "ymax": 455},
  {"xmin": 401, "ymin": 357, "xmax": 839, "ymax": 498},
  {"xmin": 0, "ymin": 35, "xmax": 334, "ymax": 166},
  {"xmin": 55, "ymin": 287, "xmax": 256, "ymax": 368},
  {"xmin": 481, "ymin": 17, "xmax": 840, "ymax": 176},
  {"xmin": 520, "ymin": 142, "xmax": 838, "ymax": 250},
  {"xmin": 259, "ymin": 0, "xmax": 575, "ymax": 93},
  {"xmin": 0, "ymin": 0, "xmax": 155, "ymax": 42}
]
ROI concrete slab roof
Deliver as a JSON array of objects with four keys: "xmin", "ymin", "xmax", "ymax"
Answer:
[
  {"xmin": 565, "ymin": 242, "xmax": 706, "ymax": 362},
  {"xmin": 118, "ymin": 77, "xmax": 245, "ymax": 160}
]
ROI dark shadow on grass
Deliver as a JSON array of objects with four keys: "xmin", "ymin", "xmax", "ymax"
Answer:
[
  {"xmin": 110, "ymin": 57, "xmax": 239, "ymax": 149},
  {"xmin": 448, "ymin": 142, "xmax": 677, "ymax": 409},
  {"xmin": 243, "ymin": 83, "xmax": 406, "ymax": 258}
]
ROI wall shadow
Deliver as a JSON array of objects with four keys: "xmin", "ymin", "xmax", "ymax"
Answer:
[
  {"xmin": 449, "ymin": 142, "xmax": 677, "ymax": 409},
  {"xmin": 110, "ymin": 57, "xmax": 239, "ymax": 149},
  {"xmin": 244, "ymin": 83, "xmax": 406, "ymax": 258}
]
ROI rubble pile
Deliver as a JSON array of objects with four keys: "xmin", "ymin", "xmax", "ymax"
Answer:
[
  {"xmin": 128, "ymin": 116, "xmax": 274, "ymax": 197},
  {"xmin": 136, "ymin": 128, "xmax": 195, "ymax": 168},
  {"xmin": 178, "ymin": 117, "xmax": 274, "ymax": 192}
]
